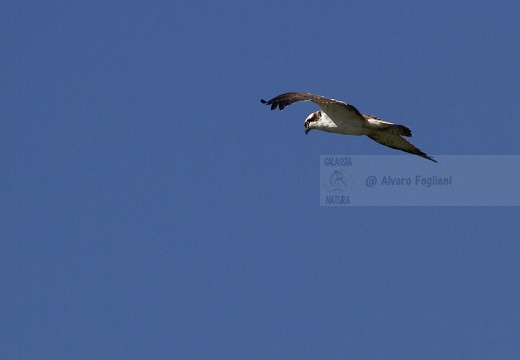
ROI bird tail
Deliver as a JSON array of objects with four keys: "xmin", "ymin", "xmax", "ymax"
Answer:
[
  {"xmin": 364, "ymin": 116, "xmax": 412, "ymax": 137},
  {"xmin": 383, "ymin": 124, "xmax": 412, "ymax": 137}
]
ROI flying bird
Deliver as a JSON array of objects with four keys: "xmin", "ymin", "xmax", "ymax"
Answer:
[{"xmin": 261, "ymin": 92, "xmax": 437, "ymax": 162}]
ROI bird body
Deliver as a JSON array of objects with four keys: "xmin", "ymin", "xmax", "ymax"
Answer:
[{"xmin": 261, "ymin": 92, "xmax": 436, "ymax": 163}]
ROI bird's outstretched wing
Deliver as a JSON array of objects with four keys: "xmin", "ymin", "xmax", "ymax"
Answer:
[
  {"xmin": 367, "ymin": 133, "xmax": 437, "ymax": 162},
  {"xmin": 261, "ymin": 92, "xmax": 362, "ymax": 116}
]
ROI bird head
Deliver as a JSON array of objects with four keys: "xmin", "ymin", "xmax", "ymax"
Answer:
[{"xmin": 304, "ymin": 111, "xmax": 321, "ymax": 134}]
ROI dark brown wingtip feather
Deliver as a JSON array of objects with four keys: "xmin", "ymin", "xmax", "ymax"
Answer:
[
  {"xmin": 415, "ymin": 150, "xmax": 437, "ymax": 163},
  {"xmin": 261, "ymin": 98, "xmax": 280, "ymax": 111}
]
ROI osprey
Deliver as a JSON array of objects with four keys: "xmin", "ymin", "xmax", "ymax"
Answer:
[{"xmin": 261, "ymin": 92, "xmax": 437, "ymax": 162}]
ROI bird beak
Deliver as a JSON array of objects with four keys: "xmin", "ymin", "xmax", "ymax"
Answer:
[
  {"xmin": 305, "ymin": 128, "xmax": 309, "ymax": 135},
  {"xmin": 305, "ymin": 121, "xmax": 309, "ymax": 135}
]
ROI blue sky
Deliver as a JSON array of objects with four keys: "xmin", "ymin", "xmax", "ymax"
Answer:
[{"xmin": 2, "ymin": 0, "xmax": 520, "ymax": 358}]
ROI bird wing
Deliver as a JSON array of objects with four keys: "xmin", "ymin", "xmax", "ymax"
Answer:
[
  {"xmin": 367, "ymin": 132, "xmax": 437, "ymax": 162},
  {"xmin": 261, "ymin": 92, "xmax": 362, "ymax": 116}
]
